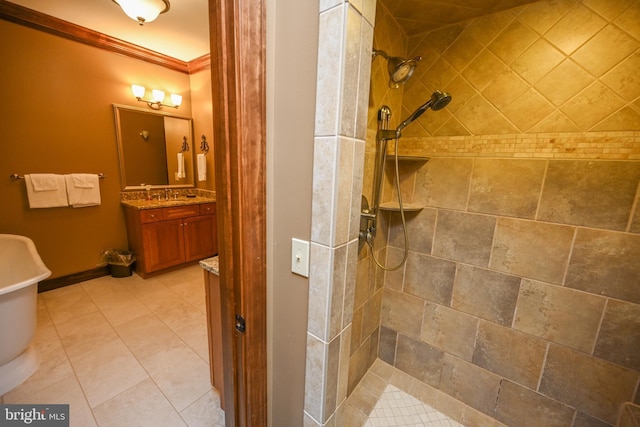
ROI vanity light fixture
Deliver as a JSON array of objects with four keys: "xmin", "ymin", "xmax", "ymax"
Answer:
[
  {"xmin": 131, "ymin": 84, "xmax": 182, "ymax": 110},
  {"xmin": 112, "ymin": 0, "xmax": 170, "ymax": 26}
]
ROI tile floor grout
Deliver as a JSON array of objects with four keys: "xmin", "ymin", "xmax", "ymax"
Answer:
[
  {"xmin": 5, "ymin": 265, "xmax": 466, "ymax": 427},
  {"xmin": 1, "ymin": 264, "xmax": 225, "ymax": 427}
]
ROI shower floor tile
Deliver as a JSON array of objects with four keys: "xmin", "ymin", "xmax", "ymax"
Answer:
[{"xmin": 365, "ymin": 384, "xmax": 463, "ymax": 427}]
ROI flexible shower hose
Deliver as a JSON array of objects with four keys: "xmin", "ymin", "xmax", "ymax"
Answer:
[{"xmin": 368, "ymin": 137, "xmax": 409, "ymax": 271}]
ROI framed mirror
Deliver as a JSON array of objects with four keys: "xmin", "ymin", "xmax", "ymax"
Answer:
[{"xmin": 113, "ymin": 104, "xmax": 195, "ymax": 190}]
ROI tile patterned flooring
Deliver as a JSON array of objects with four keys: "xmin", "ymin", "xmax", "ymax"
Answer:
[
  {"xmin": 0, "ymin": 265, "xmax": 224, "ymax": 427},
  {"xmin": 365, "ymin": 385, "xmax": 462, "ymax": 427},
  {"xmin": 2, "ymin": 264, "xmax": 466, "ymax": 427}
]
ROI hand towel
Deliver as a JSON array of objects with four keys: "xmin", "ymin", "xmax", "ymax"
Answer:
[
  {"xmin": 29, "ymin": 173, "xmax": 60, "ymax": 191},
  {"xmin": 197, "ymin": 153, "xmax": 207, "ymax": 181},
  {"xmin": 64, "ymin": 174, "xmax": 101, "ymax": 208},
  {"xmin": 71, "ymin": 173, "xmax": 95, "ymax": 188},
  {"xmin": 25, "ymin": 174, "xmax": 69, "ymax": 208},
  {"xmin": 177, "ymin": 153, "xmax": 186, "ymax": 179}
]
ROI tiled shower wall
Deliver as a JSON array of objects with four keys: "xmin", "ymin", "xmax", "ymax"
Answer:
[
  {"xmin": 379, "ymin": 157, "xmax": 640, "ymax": 426},
  {"xmin": 401, "ymin": 0, "xmax": 640, "ymax": 137},
  {"xmin": 361, "ymin": 1, "xmax": 640, "ymax": 426},
  {"xmin": 304, "ymin": 1, "xmax": 376, "ymax": 426}
]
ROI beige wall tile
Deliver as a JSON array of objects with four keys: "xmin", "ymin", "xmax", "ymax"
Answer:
[
  {"xmin": 455, "ymin": 94, "xmax": 504, "ymax": 134},
  {"xmin": 404, "ymin": 252, "xmax": 456, "ymax": 305},
  {"xmin": 433, "ymin": 210, "xmax": 496, "ymax": 266},
  {"xmin": 573, "ymin": 412, "xmax": 612, "ymax": 427},
  {"xmin": 382, "ymin": 246, "xmax": 405, "ymax": 291},
  {"xmin": 518, "ymin": 0, "xmax": 577, "ymax": 34},
  {"xmin": 388, "ymin": 208, "xmax": 437, "ymax": 254},
  {"xmin": 452, "ymin": 265, "xmax": 521, "ymax": 326},
  {"xmin": 538, "ymin": 160, "xmax": 640, "ymax": 230},
  {"xmin": 414, "ymin": 158, "xmax": 473, "ymax": 210},
  {"xmin": 440, "ymin": 353, "xmax": 502, "ymax": 416},
  {"xmin": 545, "ymin": 4, "xmax": 607, "ymax": 55},
  {"xmin": 511, "ymin": 39, "xmax": 565, "ymax": 84},
  {"xmin": 490, "ymin": 218, "xmax": 574, "ymax": 284},
  {"xmin": 565, "ymin": 228, "xmax": 640, "ymax": 303},
  {"xmin": 615, "ymin": 1, "xmax": 640, "ymax": 41},
  {"xmin": 495, "ymin": 380, "xmax": 576, "ymax": 427},
  {"xmin": 482, "ymin": 70, "xmax": 529, "ymax": 111},
  {"xmin": 443, "ymin": 32, "xmax": 484, "ymax": 72},
  {"xmin": 462, "ymin": 51, "xmax": 509, "ymax": 92},
  {"xmin": 347, "ymin": 334, "xmax": 372, "ymax": 396},
  {"xmin": 468, "ymin": 158, "xmax": 546, "ymax": 218},
  {"xmin": 378, "ymin": 326, "xmax": 397, "ymax": 365},
  {"xmin": 489, "ymin": 21, "xmax": 538, "ymax": 64},
  {"xmin": 421, "ymin": 302, "xmax": 478, "ymax": 361},
  {"xmin": 631, "ymin": 199, "xmax": 640, "ymax": 234},
  {"xmin": 380, "ymin": 288, "xmax": 425, "ymax": 339},
  {"xmin": 473, "ymin": 321, "xmax": 547, "ymax": 389},
  {"xmin": 535, "ymin": 59, "xmax": 594, "ymax": 106},
  {"xmin": 514, "ymin": 279, "xmax": 606, "ymax": 353},
  {"xmin": 601, "ymin": 51, "xmax": 640, "ymax": 102},
  {"xmin": 583, "ymin": 0, "xmax": 637, "ymax": 21},
  {"xmin": 323, "ymin": 335, "xmax": 341, "ymax": 421},
  {"xmin": 561, "ymin": 82, "xmax": 626, "ymax": 130},
  {"xmin": 503, "ymin": 88, "xmax": 555, "ymax": 131},
  {"xmin": 315, "ymin": 6, "xmax": 345, "ymax": 136},
  {"xmin": 593, "ymin": 299, "xmax": 640, "ymax": 371},
  {"xmin": 395, "ymin": 334, "xmax": 444, "ymax": 387},
  {"xmin": 572, "ymin": 24, "xmax": 639, "ymax": 77},
  {"xmin": 539, "ymin": 344, "xmax": 639, "ymax": 424},
  {"xmin": 361, "ymin": 289, "xmax": 383, "ymax": 339}
]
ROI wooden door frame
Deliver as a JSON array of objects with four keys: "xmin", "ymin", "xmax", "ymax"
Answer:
[{"xmin": 208, "ymin": 0, "xmax": 267, "ymax": 426}]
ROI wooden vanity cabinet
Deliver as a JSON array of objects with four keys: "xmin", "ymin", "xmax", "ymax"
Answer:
[{"xmin": 124, "ymin": 203, "xmax": 218, "ymax": 277}]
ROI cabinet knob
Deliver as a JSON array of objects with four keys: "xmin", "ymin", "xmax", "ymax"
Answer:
[{"xmin": 150, "ymin": 214, "xmax": 155, "ymax": 218}]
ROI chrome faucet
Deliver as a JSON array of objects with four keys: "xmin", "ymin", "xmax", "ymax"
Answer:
[{"xmin": 165, "ymin": 188, "xmax": 172, "ymax": 200}]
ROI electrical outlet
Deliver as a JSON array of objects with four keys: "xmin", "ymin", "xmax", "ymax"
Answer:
[{"xmin": 291, "ymin": 238, "xmax": 310, "ymax": 277}]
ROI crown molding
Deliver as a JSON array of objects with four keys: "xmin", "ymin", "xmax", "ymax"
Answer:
[{"xmin": 0, "ymin": 0, "xmax": 210, "ymax": 74}]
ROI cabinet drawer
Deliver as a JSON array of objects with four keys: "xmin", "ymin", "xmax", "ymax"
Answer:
[
  {"xmin": 140, "ymin": 208, "xmax": 163, "ymax": 224},
  {"xmin": 200, "ymin": 203, "xmax": 216, "ymax": 215},
  {"xmin": 162, "ymin": 205, "xmax": 200, "ymax": 220}
]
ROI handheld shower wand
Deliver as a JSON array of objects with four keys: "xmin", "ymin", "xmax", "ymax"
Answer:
[{"xmin": 360, "ymin": 90, "xmax": 452, "ymax": 270}]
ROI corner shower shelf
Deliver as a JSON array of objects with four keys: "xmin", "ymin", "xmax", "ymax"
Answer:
[
  {"xmin": 386, "ymin": 155, "xmax": 430, "ymax": 163},
  {"xmin": 378, "ymin": 202, "xmax": 424, "ymax": 212}
]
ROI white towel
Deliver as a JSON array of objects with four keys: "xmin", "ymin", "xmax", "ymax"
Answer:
[
  {"xmin": 177, "ymin": 153, "xmax": 186, "ymax": 179},
  {"xmin": 197, "ymin": 154, "xmax": 207, "ymax": 181},
  {"xmin": 64, "ymin": 174, "xmax": 101, "ymax": 208},
  {"xmin": 29, "ymin": 173, "xmax": 60, "ymax": 191},
  {"xmin": 71, "ymin": 174, "xmax": 95, "ymax": 188},
  {"xmin": 25, "ymin": 174, "xmax": 69, "ymax": 208}
]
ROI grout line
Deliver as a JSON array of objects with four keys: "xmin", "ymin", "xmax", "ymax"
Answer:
[
  {"xmin": 590, "ymin": 298, "xmax": 609, "ymax": 356},
  {"xmin": 536, "ymin": 342, "xmax": 551, "ymax": 392},
  {"xmin": 533, "ymin": 159, "xmax": 549, "ymax": 221}
]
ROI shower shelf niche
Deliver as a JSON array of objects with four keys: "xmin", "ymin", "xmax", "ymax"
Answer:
[
  {"xmin": 379, "ymin": 202, "xmax": 424, "ymax": 211},
  {"xmin": 378, "ymin": 155, "xmax": 429, "ymax": 212},
  {"xmin": 386, "ymin": 155, "xmax": 430, "ymax": 162}
]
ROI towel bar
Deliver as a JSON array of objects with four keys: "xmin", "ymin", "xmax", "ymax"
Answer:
[{"xmin": 10, "ymin": 173, "xmax": 106, "ymax": 180}]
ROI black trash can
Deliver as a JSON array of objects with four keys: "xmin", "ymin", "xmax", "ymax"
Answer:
[{"xmin": 98, "ymin": 249, "xmax": 136, "ymax": 278}]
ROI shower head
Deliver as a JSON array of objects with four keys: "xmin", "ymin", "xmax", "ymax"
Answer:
[
  {"xmin": 373, "ymin": 49, "xmax": 422, "ymax": 89},
  {"xmin": 396, "ymin": 90, "xmax": 452, "ymax": 134}
]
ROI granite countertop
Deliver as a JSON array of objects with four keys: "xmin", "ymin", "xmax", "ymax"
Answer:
[
  {"xmin": 200, "ymin": 256, "xmax": 219, "ymax": 275},
  {"xmin": 121, "ymin": 196, "xmax": 216, "ymax": 210}
]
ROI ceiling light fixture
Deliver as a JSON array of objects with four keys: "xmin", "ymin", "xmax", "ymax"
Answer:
[
  {"xmin": 112, "ymin": 0, "xmax": 170, "ymax": 26},
  {"xmin": 132, "ymin": 84, "xmax": 182, "ymax": 110}
]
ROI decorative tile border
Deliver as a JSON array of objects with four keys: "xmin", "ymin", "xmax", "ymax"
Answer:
[{"xmin": 393, "ymin": 131, "xmax": 640, "ymax": 160}]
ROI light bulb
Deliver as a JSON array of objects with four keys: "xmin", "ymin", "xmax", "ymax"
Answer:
[
  {"xmin": 170, "ymin": 94, "xmax": 182, "ymax": 107},
  {"xmin": 152, "ymin": 90, "xmax": 165, "ymax": 103},
  {"xmin": 131, "ymin": 84, "xmax": 145, "ymax": 98}
]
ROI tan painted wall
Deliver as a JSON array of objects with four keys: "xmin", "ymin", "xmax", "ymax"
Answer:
[
  {"xmin": 266, "ymin": 0, "xmax": 318, "ymax": 424},
  {"xmin": 190, "ymin": 69, "xmax": 216, "ymax": 191},
  {"xmin": 0, "ymin": 19, "xmax": 194, "ymax": 279}
]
